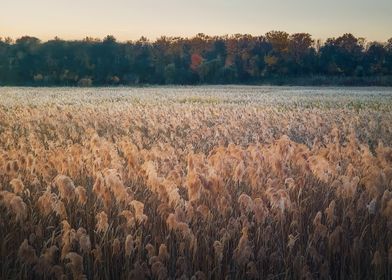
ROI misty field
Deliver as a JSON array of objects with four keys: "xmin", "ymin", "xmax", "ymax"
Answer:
[{"xmin": 1, "ymin": 86, "xmax": 392, "ymax": 279}]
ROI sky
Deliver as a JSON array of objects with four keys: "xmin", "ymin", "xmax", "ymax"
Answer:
[{"xmin": 1, "ymin": 0, "xmax": 391, "ymax": 42}]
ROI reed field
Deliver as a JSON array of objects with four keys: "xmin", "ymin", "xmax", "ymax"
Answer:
[{"xmin": 1, "ymin": 86, "xmax": 392, "ymax": 279}]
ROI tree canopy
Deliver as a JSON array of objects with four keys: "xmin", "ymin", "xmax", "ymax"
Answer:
[{"xmin": 0, "ymin": 32, "xmax": 392, "ymax": 86}]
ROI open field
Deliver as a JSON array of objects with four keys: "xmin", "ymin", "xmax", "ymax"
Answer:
[{"xmin": 1, "ymin": 86, "xmax": 392, "ymax": 279}]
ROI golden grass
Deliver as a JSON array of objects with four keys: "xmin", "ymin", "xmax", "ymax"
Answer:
[{"xmin": 0, "ymin": 87, "xmax": 392, "ymax": 279}]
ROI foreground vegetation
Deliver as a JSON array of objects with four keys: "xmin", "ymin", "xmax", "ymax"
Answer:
[
  {"xmin": 1, "ymin": 32, "xmax": 392, "ymax": 86},
  {"xmin": 1, "ymin": 87, "xmax": 392, "ymax": 279}
]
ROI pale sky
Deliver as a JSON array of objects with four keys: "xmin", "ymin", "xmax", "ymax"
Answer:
[{"xmin": 1, "ymin": 0, "xmax": 391, "ymax": 42}]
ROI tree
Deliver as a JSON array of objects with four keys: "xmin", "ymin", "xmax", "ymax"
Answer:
[
  {"xmin": 265, "ymin": 31, "xmax": 289, "ymax": 53},
  {"xmin": 288, "ymin": 33, "xmax": 313, "ymax": 61},
  {"xmin": 364, "ymin": 42, "xmax": 387, "ymax": 75},
  {"xmin": 334, "ymin": 34, "xmax": 364, "ymax": 75},
  {"xmin": 385, "ymin": 38, "xmax": 392, "ymax": 74},
  {"xmin": 288, "ymin": 33, "xmax": 315, "ymax": 74},
  {"xmin": 264, "ymin": 31, "xmax": 290, "ymax": 75},
  {"xmin": 0, "ymin": 32, "xmax": 390, "ymax": 85},
  {"xmin": 190, "ymin": 53, "xmax": 203, "ymax": 71},
  {"xmin": 103, "ymin": 35, "xmax": 116, "ymax": 43},
  {"xmin": 164, "ymin": 63, "xmax": 176, "ymax": 84}
]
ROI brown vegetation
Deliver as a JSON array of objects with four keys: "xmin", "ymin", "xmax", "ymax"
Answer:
[{"xmin": 0, "ymin": 88, "xmax": 392, "ymax": 279}]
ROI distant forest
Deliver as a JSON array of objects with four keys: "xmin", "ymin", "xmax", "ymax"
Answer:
[{"xmin": 1, "ymin": 32, "xmax": 392, "ymax": 86}]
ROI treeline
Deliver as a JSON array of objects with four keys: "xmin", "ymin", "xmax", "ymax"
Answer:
[{"xmin": 1, "ymin": 32, "xmax": 392, "ymax": 86}]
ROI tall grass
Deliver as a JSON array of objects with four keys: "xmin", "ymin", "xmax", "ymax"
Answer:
[{"xmin": 0, "ymin": 88, "xmax": 392, "ymax": 279}]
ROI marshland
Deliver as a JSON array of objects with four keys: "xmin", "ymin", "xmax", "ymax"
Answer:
[{"xmin": 0, "ymin": 86, "xmax": 392, "ymax": 279}]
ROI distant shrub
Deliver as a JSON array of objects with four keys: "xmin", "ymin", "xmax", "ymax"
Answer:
[
  {"xmin": 33, "ymin": 74, "xmax": 43, "ymax": 82},
  {"xmin": 107, "ymin": 76, "xmax": 120, "ymax": 85},
  {"xmin": 78, "ymin": 78, "xmax": 92, "ymax": 87}
]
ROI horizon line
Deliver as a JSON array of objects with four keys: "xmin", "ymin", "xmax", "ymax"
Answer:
[{"xmin": 2, "ymin": 31, "xmax": 391, "ymax": 44}]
